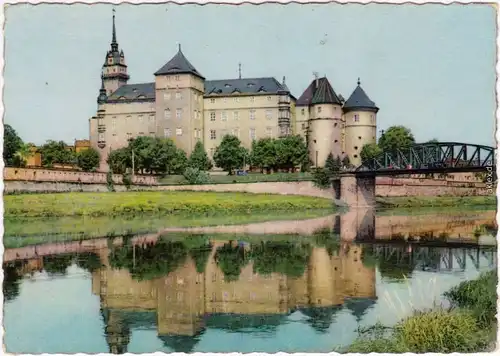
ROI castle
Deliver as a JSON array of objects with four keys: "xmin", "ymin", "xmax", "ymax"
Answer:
[{"xmin": 89, "ymin": 12, "xmax": 379, "ymax": 171}]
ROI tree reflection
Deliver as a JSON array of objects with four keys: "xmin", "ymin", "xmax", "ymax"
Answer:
[
  {"xmin": 301, "ymin": 305, "xmax": 342, "ymax": 333},
  {"xmin": 75, "ymin": 253, "xmax": 103, "ymax": 273},
  {"xmin": 313, "ymin": 228, "xmax": 341, "ymax": 256},
  {"xmin": 250, "ymin": 241, "xmax": 311, "ymax": 277},
  {"xmin": 43, "ymin": 254, "xmax": 74, "ymax": 276},
  {"xmin": 3, "ymin": 261, "xmax": 23, "ymax": 302},
  {"xmin": 214, "ymin": 241, "xmax": 249, "ymax": 282}
]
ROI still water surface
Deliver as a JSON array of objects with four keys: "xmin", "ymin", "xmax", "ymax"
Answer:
[{"xmin": 3, "ymin": 208, "xmax": 497, "ymax": 354}]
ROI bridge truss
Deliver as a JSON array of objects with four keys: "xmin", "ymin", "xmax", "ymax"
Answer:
[{"xmin": 356, "ymin": 142, "xmax": 496, "ymax": 174}]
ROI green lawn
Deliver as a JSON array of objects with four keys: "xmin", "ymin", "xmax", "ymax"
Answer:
[
  {"xmin": 158, "ymin": 172, "xmax": 313, "ymax": 185},
  {"xmin": 4, "ymin": 191, "xmax": 333, "ymax": 218},
  {"xmin": 376, "ymin": 195, "xmax": 496, "ymax": 208}
]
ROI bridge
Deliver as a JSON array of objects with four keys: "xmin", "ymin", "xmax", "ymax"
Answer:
[{"xmin": 334, "ymin": 142, "xmax": 497, "ymax": 208}]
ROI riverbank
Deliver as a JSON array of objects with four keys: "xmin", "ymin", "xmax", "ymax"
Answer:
[
  {"xmin": 343, "ymin": 271, "xmax": 497, "ymax": 353},
  {"xmin": 4, "ymin": 191, "xmax": 333, "ymax": 218},
  {"xmin": 376, "ymin": 195, "xmax": 496, "ymax": 208}
]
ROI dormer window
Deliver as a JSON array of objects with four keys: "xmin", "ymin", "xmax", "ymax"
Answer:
[
  {"xmin": 247, "ymin": 83, "xmax": 255, "ymax": 87},
  {"xmin": 132, "ymin": 88, "xmax": 138, "ymax": 93},
  {"xmin": 119, "ymin": 96, "xmax": 126, "ymax": 100},
  {"xmin": 225, "ymin": 84, "xmax": 231, "ymax": 88}
]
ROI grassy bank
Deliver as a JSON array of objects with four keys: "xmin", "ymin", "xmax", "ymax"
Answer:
[
  {"xmin": 376, "ymin": 195, "xmax": 496, "ymax": 208},
  {"xmin": 158, "ymin": 172, "xmax": 313, "ymax": 185},
  {"xmin": 4, "ymin": 191, "xmax": 333, "ymax": 218},
  {"xmin": 3, "ymin": 209, "xmax": 332, "ymax": 248},
  {"xmin": 344, "ymin": 271, "xmax": 497, "ymax": 353}
]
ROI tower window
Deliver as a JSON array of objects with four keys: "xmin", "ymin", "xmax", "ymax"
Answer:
[
  {"xmin": 358, "ymin": 136, "xmax": 362, "ymax": 139},
  {"xmin": 210, "ymin": 130, "xmax": 216, "ymax": 140},
  {"xmin": 317, "ymin": 106, "xmax": 322, "ymax": 113},
  {"xmin": 250, "ymin": 96, "xmax": 255, "ymax": 102},
  {"xmin": 354, "ymin": 146, "xmax": 359, "ymax": 150},
  {"xmin": 175, "ymin": 92, "xmax": 182, "ymax": 99},
  {"xmin": 354, "ymin": 154, "xmax": 358, "ymax": 158},
  {"xmin": 334, "ymin": 123, "xmax": 338, "ymax": 127},
  {"xmin": 301, "ymin": 108, "xmax": 305, "ymax": 115},
  {"xmin": 175, "ymin": 75, "xmax": 180, "ymax": 81},
  {"xmin": 354, "ymin": 114, "xmax": 359, "ymax": 122},
  {"xmin": 210, "ymin": 112, "xmax": 216, "ymax": 121},
  {"xmin": 210, "ymin": 98, "xmax": 216, "ymax": 103},
  {"xmin": 267, "ymin": 96, "xmax": 272, "ymax": 101},
  {"xmin": 334, "ymin": 140, "xmax": 338, "ymax": 143}
]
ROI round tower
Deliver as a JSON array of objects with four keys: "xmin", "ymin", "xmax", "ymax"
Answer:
[
  {"xmin": 307, "ymin": 77, "xmax": 343, "ymax": 167},
  {"xmin": 343, "ymin": 78, "xmax": 379, "ymax": 167}
]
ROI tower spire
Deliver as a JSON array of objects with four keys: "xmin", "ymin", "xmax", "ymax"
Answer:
[
  {"xmin": 357, "ymin": 77, "xmax": 361, "ymax": 86},
  {"xmin": 238, "ymin": 63, "xmax": 242, "ymax": 79},
  {"xmin": 111, "ymin": 8, "xmax": 118, "ymax": 51}
]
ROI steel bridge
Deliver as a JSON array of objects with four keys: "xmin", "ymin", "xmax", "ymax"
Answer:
[
  {"xmin": 369, "ymin": 245, "xmax": 497, "ymax": 272},
  {"xmin": 355, "ymin": 142, "xmax": 496, "ymax": 175}
]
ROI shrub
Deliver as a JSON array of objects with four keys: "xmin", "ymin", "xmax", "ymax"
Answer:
[
  {"xmin": 106, "ymin": 171, "xmax": 115, "ymax": 192},
  {"xmin": 183, "ymin": 167, "xmax": 211, "ymax": 185},
  {"xmin": 122, "ymin": 172, "xmax": 132, "ymax": 190},
  {"xmin": 444, "ymin": 270, "xmax": 497, "ymax": 327},
  {"xmin": 394, "ymin": 308, "xmax": 488, "ymax": 353},
  {"xmin": 312, "ymin": 167, "xmax": 331, "ymax": 189}
]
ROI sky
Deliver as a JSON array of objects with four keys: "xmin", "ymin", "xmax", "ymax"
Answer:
[{"xmin": 3, "ymin": 3, "xmax": 497, "ymax": 146}]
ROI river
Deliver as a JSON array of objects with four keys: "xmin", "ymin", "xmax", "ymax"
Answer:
[{"xmin": 3, "ymin": 207, "xmax": 497, "ymax": 354}]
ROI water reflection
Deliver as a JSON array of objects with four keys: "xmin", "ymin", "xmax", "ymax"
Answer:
[{"xmin": 3, "ymin": 208, "xmax": 497, "ymax": 354}]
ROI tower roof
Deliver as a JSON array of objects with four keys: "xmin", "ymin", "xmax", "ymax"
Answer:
[
  {"xmin": 154, "ymin": 45, "xmax": 205, "ymax": 79},
  {"xmin": 297, "ymin": 77, "xmax": 342, "ymax": 106},
  {"xmin": 343, "ymin": 78, "xmax": 379, "ymax": 113}
]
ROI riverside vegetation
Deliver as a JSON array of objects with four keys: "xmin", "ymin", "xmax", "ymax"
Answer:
[
  {"xmin": 343, "ymin": 270, "xmax": 497, "ymax": 353},
  {"xmin": 4, "ymin": 191, "xmax": 333, "ymax": 218}
]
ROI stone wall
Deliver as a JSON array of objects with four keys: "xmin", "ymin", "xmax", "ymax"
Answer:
[{"xmin": 4, "ymin": 167, "xmax": 157, "ymax": 185}]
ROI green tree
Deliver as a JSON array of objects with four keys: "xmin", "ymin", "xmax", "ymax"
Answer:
[
  {"xmin": 342, "ymin": 155, "xmax": 351, "ymax": 168},
  {"xmin": 39, "ymin": 140, "xmax": 76, "ymax": 167},
  {"xmin": 312, "ymin": 167, "xmax": 331, "ymax": 189},
  {"xmin": 360, "ymin": 143, "xmax": 383, "ymax": 164},
  {"xmin": 275, "ymin": 135, "xmax": 308, "ymax": 172},
  {"xmin": 76, "ymin": 148, "xmax": 100, "ymax": 172},
  {"xmin": 188, "ymin": 141, "xmax": 213, "ymax": 171},
  {"xmin": 378, "ymin": 126, "xmax": 416, "ymax": 153},
  {"xmin": 13, "ymin": 142, "xmax": 34, "ymax": 167},
  {"xmin": 324, "ymin": 153, "xmax": 341, "ymax": 177},
  {"xmin": 425, "ymin": 138, "xmax": 439, "ymax": 144},
  {"xmin": 214, "ymin": 241, "xmax": 249, "ymax": 282},
  {"xmin": 213, "ymin": 135, "xmax": 248, "ymax": 174},
  {"xmin": 107, "ymin": 147, "xmax": 131, "ymax": 174},
  {"xmin": 4, "ymin": 124, "xmax": 23, "ymax": 167},
  {"xmin": 250, "ymin": 138, "xmax": 277, "ymax": 172}
]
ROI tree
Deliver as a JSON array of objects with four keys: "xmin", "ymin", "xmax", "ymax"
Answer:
[
  {"xmin": 188, "ymin": 141, "xmax": 213, "ymax": 171},
  {"xmin": 13, "ymin": 143, "xmax": 34, "ymax": 167},
  {"xmin": 39, "ymin": 140, "xmax": 76, "ymax": 167},
  {"xmin": 426, "ymin": 138, "xmax": 439, "ymax": 144},
  {"xmin": 4, "ymin": 124, "xmax": 23, "ymax": 167},
  {"xmin": 76, "ymin": 148, "xmax": 100, "ymax": 172},
  {"xmin": 213, "ymin": 135, "xmax": 248, "ymax": 174},
  {"xmin": 275, "ymin": 135, "xmax": 308, "ymax": 172},
  {"xmin": 378, "ymin": 126, "xmax": 415, "ymax": 153},
  {"xmin": 324, "ymin": 153, "xmax": 341, "ymax": 177},
  {"xmin": 107, "ymin": 147, "xmax": 131, "ymax": 174},
  {"xmin": 342, "ymin": 156, "xmax": 351, "ymax": 168},
  {"xmin": 250, "ymin": 138, "xmax": 277, "ymax": 172},
  {"xmin": 360, "ymin": 143, "xmax": 383, "ymax": 164}
]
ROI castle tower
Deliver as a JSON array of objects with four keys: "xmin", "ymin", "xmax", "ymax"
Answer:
[
  {"xmin": 343, "ymin": 78, "xmax": 379, "ymax": 166},
  {"xmin": 308, "ymin": 77, "xmax": 343, "ymax": 167},
  {"xmin": 102, "ymin": 9, "xmax": 130, "ymax": 96},
  {"xmin": 277, "ymin": 76, "xmax": 292, "ymax": 137},
  {"xmin": 154, "ymin": 44, "xmax": 205, "ymax": 156}
]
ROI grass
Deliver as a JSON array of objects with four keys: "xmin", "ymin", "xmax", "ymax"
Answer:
[
  {"xmin": 376, "ymin": 195, "xmax": 496, "ymax": 208},
  {"xmin": 343, "ymin": 271, "xmax": 497, "ymax": 353},
  {"xmin": 3, "ymin": 209, "xmax": 332, "ymax": 248},
  {"xmin": 158, "ymin": 172, "xmax": 313, "ymax": 185},
  {"xmin": 4, "ymin": 191, "xmax": 333, "ymax": 218}
]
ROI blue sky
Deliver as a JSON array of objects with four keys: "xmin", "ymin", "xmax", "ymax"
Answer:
[{"xmin": 4, "ymin": 3, "xmax": 496, "ymax": 146}]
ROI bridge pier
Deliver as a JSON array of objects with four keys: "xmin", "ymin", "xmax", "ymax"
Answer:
[
  {"xmin": 340, "ymin": 208, "xmax": 375, "ymax": 241},
  {"xmin": 335, "ymin": 173, "xmax": 376, "ymax": 208}
]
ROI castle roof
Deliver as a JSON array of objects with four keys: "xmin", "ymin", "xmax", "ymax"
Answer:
[
  {"xmin": 106, "ymin": 83, "xmax": 155, "ymax": 103},
  {"xmin": 205, "ymin": 77, "xmax": 294, "ymax": 98},
  {"xmin": 297, "ymin": 77, "xmax": 342, "ymax": 106},
  {"xmin": 154, "ymin": 45, "xmax": 205, "ymax": 79},
  {"xmin": 343, "ymin": 79, "xmax": 379, "ymax": 113}
]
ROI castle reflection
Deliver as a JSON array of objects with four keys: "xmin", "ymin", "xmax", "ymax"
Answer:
[{"xmin": 91, "ymin": 236, "xmax": 376, "ymax": 353}]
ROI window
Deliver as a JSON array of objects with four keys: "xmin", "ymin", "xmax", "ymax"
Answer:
[
  {"xmin": 176, "ymin": 108, "xmax": 182, "ymax": 119},
  {"xmin": 301, "ymin": 123, "xmax": 306, "ymax": 129},
  {"xmin": 301, "ymin": 108, "xmax": 305, "ymax": 115},
  {"xmin": 126, "ymin": 133, "xmax": 132, "ymax": 140},
  {"xmin": 249, "ymin": 128, "xmax": 256, "ymax": 140},
  {"xmin": 164, "ymin": 128, "xmax": 171, "ymax": 137},
  {"xmin": 267, "ymin": 96, "xmax": 271, "ymax": 101},
  {"xmin": 358, "ymin": 136, "xmax": 362, "ymax": 140},
  {"xmin": 234, "ymin": 97, "xmax": 240, "ymax": 102},
  {"xmin": 221, "ymin": 129, "xmax": 228, "ymax": 138},
  {"xmin": 317, "ymin": 106, "xmax": 322, "ymax": 113},
  {"xmin": 265, "ymin": 110, "xmax": 272, "ymax": 120},
  {"xmin": 138, "ymin": 115, "xmax": 143, "ymax": 123},
  {"xmin": 111, "ymin": 118, "xmax": 116, "ymax": 128},
  {"xmin": 98, "ymin": 133, "xmax": 105, "ymax": 141},
  {"xmin": 250, "ymin": 96, "xmax": 255, "ymax": 102},
  {"xmin": 149, "ymin": 115, "xmax": 155, "ymax": 122},
  {"xmin": 164, "ymin": 92, "xmax": 171, "ymax": 100},
  {"xmin": 210, "ymin": 112, "xmax": 216, "ymax": 121},
  {"xmin": 233, "ymin": 111, "xmax": 239, "ymax": 120},
  {"xmin": 249, "ymin": 110, "xmax": 256, "ymax": 120},
  {"xmin": 354, "ymin": 114, "xmax": 359, "ymax": 122},
  {"xmin": 371, "ymin": 115, "xmax": 375, "ymax": 122},
  {"xmin": 194, "ymin": 129, "xmax": 201, "ymax": 138},
  {"xmin": 266, "ymin": 127, "xmax": 273, "ymax": 137},
  {"xmin": 210, "ymin": 130, "xmax": 216, "ymax": 140},
  {"xmin": 354, "ymin": 146, "xmax": 359, "ymax": 150},
  {"xmin": 175, "ymin": 92, "xmax": 182, "ymax": 99},
  {"xmin": 164, "ymin": 109, "xmax": 171, "ymax": 120},
  {"xmin": 175, "ymin": 75, "xmax": 180, "ymax": 81},
  {"xmin": 223, "ymin": 97, "xmax": 227, "ymax": 103},
  {"xmin": 210, "ymin": 98, "xmax": 215, "ymax": 103},
  {"xmin": 139, "ymin": 131, "xmax": 144, "ymax": 135},
  {"xmin": 231, "ymin": 128, "xmax": 240, "ymax": 138},
  {"xmin": 221, "ymin": 111, "xmax": 227, "ymax": 121},
  {"xmin": 176, "ymin": 128, "xmax": 183, "ymax": 136}
]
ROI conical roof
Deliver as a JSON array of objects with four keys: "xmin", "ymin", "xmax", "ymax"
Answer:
[
  {"xmin": 343, "ymin": 78, "xmax": 379, "ymax": 113},
  {"xmin": 311, "ymin": 77, "xmax": 342, "ymax": 105},
  {"xmin": 154, "ymin": 45, "xmax": 204, "ymax": 79}
]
